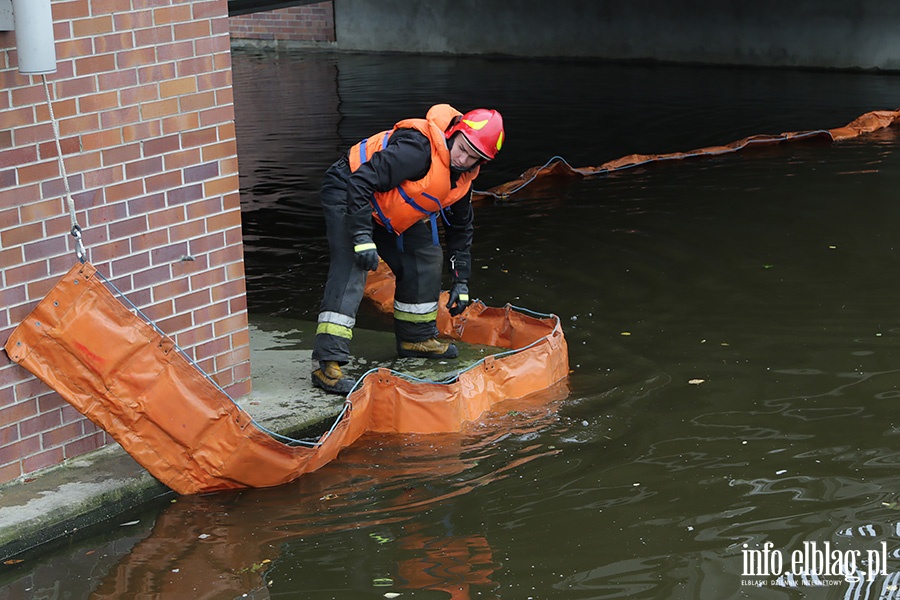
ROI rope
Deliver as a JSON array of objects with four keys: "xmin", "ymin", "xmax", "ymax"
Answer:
[{"xmin": 41, "ymin": 74, "xmax": 86, "ymax": 263}]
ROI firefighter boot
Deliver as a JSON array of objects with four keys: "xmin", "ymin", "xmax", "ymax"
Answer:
[
  {"xmin": 397, "ymin": 338, "xmax": 459, "ymax": 359},
  {"xmin": 311, "ymin": 361, "xmax": 356, "ymax": 395}
]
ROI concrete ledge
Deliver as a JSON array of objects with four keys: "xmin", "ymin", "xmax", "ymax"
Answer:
[{"xmin": 0, "ymin": 318, "xmax": 348, "ymax": 562}]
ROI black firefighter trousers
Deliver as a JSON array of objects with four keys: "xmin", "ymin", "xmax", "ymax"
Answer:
[{"xmin": 312, "ymin": 158, "xmax": 443, "ymax": 366}]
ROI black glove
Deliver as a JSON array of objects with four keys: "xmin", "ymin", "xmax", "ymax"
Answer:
[
  {"xmin": 353, "ymin": 235, "xmax": 379, "ymax": 271},
  {"xmin": 447, "ymin": 281, "xmax": 470, "ymax": 316}
]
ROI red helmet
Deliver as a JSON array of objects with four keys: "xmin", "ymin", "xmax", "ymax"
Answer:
[{"xmin": 446, "ymin": 108, "xmax": 504, "ymax": 160}]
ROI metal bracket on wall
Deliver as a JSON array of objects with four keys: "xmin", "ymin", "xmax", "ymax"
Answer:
[{"xmin": 0, "ymin": 0, "xmax": 12, "ymax": 31}]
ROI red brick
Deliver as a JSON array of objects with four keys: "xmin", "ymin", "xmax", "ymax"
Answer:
[
  {"xmin": 0, "ymin": 461, "xmax": 22, "ymax": 484},
  {"xmin": 141, "ymin": 98, "xmax": 179, "ymax": 119},
  {"xmin": 90, "ymin": 239, "xmax": 131, "ymax": 264},
  {"xmin": 82, "ymin": 164, "xmax": 124, "ymax": 189},
  {"xmin": 157, "ymin": 311, "xmax": 192, "ymax": 334},
  {"xmin": 98, "ymin": 69, "xmax": 138, "ymax": 92},
  {"xmin": 157, "ymin": 41, "xmax": 194, "ymax": 63},
  {"xmin": 20, "ymin": 409, "xmax": 61, "ymax": 438},
  {"xmin": 82, "ymin": 128, "xmax": 124, "ymax": 152},
  {"xmin": 143, "ymin": 134, "xmax": 180, "ymax": 156},
  {"xmin": 92, "ymin": 0, "xmax": 133, "ymax": 16},
  {"xmin": 1, "ymin": 222, "xmax": 44, "ymax": 248},
  {"xmin": 108, "ymin": 216, "xmax": 149, "ymax": 241},
  {"xmin": 55, "ymin": 75, "xmax": 97, "ymax": 99},
  {"xmin": 0, "ymin": 436, "xmax": 40, "ymax": 468},
  {"xmin": 145, "ymin": 170, "xmax": 183, "ymax": 194},
  {"xmin": 125, "ymin": 157, "xmax": 164, "ymax": 180},
  {"xmin": 93, "ymin": 32, "xmax": 134, "ymax": 54},
  {"xmin": 111, "ymin": 252, "xmax": 150, "ymax": 278},
  {"xmin": 104, "ymin": 179, "xmax": 144, "ymax": 203},
  {"xmin": 23, "ymin": 447, "xmax": 65, "ymax": 473},
  {"xmin": 175, "ymin": 289, "xmax": 211, "ymax": 313},
  {"xmin": 102, "ymin": 142, "xmax": 141, "ymax": 166},
  {"xmin": 214, "ymin": 314, "xmax": 246, "ymax": 337},
  {"xmin": 166, "ymin": 183, "xmax": 203, "ymax": 205},
  {"xmin": 117, "ymin": 47, "xmax": 156, "ymax": 69},
  {"xmin": 1, "ymin": 145, "xmax": 38, "ymax": 169},
  {"xmin": 199, "ymin": 106, "xmax": 235, "ymax": 128},
  {"xmin": 192, "ymin": 1, "xmax": 227, "ymax": 19},
  {"xmin": 181, "ymin": 127, "xmax": 217, "ymax": 149},
  {"xmin": 162, "ymin": 113, "xmax": 200, "ymax": 136},
  {"xmin": 174, "ymin": 20, "xmax": 211, "ymax": 41},
  {"xmin": 53, "ymin": 0, "xmax": 90, "ymax": 20},
  {"xmin": 127, "ymin": 192, "xmax": 167, "ymax": 216},
  {"xmin": 180, "ymin": 90, "xmax": 215, "ymax": 112},
  {"xmin": 0, "ymin": 398, "xmax": 37, "ymax": 425},
  {"xmin": 159, "ymin": 77, "xmax": 198, "ymax": 99},
  {"xmin": 138, "ymin": 63, "xmax": 176, "ymax": 86},
  {"xmin": 154, "ymin": 4, "xmax": 192, "ymax": 25},
  {"xmin": 175, "ymin": 323, "xmax": 213, "ymax": 348},
  {"xmin": 40, "ymin": 422, "xmax": 82, "ymax": 448},
  {"xmin": 130, "ymin": 229, "xmax": 169, "ymax": 253},
  {"xmin": 113, "ymin": 9, "xmax": 154, "ymax": 31},
  {"xmin": 78, "ymin": 90, "xmax": 120, "ymax": 113},
  {"xmin": 19, "ymin": 198, "xmax": 63, "ymax": 224},
  {"xmin": 19, "ymin": 160, "xmax": 59, "ymax": 184},
  {"xmin": 122, "ymin": 120, "xmax": 162, "ymax": 144},
  {"xmin": 151, "ymin": 241, "xmax": 189, "ymax": 266},
  {"xmin": 186, "ymin": 197, "xmax": 222, "ymax": 220},
  {"xmin": 120, "ymin": 83, "xmax": 157, "ymax": 110},
  {"xmin": 100, "ymin": 106, "xmax": 141, "ymax": 129},
  {"xmin": 176, "ymin": 56, "xmax": 213, "ymax": 78},
  {"xmin": 134, "ymin": 27, "xmax": 174, "ymax": 48},
  {"xmin": 24, "ymin": 237, "xmax": 67, "ymax": 262},
  {"xmin": 64, "ymin": 431, "xmax": 107, "ymax": 458},
  {"xmin": 59, "ymin": 113, "xmax": 100, "ymax": 137},
  {"xmin": 75, "ymin": 53, "xmax": 117, "ymax": 77},
  {"xmin": 10, "ymin": 84, "xmax": 45, "ymax": 107},
  {"xmin": 164, "ymin": 148, "xmax": 201, "ymax": 170},
  {"xmin": 197, "ymin": 70, "xmax": 231, "ymax": 92}
]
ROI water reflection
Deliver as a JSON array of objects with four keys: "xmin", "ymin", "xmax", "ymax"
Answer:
[{"xmin": 0, "ymin": 392, "xmax": 560, "ymax": 599}]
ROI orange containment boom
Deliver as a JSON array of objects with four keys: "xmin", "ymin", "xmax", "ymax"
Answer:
[
  {"xmin": 476, "ymin": 108, "xmax": 900, "ymax": 199},
  {"xmin": 4, "ymin": 262, "xmax": 569, "ymax": 495}
]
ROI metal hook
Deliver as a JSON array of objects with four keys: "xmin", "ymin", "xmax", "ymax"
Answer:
[{"xmin": 71, "ymin": 224, "xmax": 86, "ymax": 263}]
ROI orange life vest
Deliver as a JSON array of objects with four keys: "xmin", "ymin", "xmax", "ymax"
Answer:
[{"xmin": 347, "ymin": 104, "xmax": 479, "ymax": 235}]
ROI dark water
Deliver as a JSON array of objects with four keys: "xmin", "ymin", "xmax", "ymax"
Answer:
[{"xmin": 6, "ymin": 50, "xmax": 900, "ymax": 599}]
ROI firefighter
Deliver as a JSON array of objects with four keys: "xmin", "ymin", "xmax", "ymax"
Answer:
[{"xmin": 311, "ymin": 104, "xmax": 504, "ymax": 394}]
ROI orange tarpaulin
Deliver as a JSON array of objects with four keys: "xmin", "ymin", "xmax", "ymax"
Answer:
[
  {"xmin": 476, "ymin": 108, "xmax": 900, "ymax": 199},
  {"xmin": 4, "ymin": 262, "xmax": 569, "ymax": 494}
]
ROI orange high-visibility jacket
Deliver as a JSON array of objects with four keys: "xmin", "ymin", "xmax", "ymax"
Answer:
[{"xmin": 348, "ymin": 104, "xmax": 479, "ymax": 235}]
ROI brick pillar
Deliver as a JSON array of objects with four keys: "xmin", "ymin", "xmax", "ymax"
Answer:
[
  {"xmin": 229, "ymin": 2, "xmax": 335, "ymax": 44},
  {"xmin": 0, "ymin": 0, "xmax": 250, "ymax": 484}
]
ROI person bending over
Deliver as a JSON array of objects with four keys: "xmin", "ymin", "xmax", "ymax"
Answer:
[{"xmin": 311, "ymin": 103, "xmax": 505, "ymax": 394}]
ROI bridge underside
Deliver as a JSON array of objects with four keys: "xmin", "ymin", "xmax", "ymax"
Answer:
[{"xmin": 228, "ymin": 0, "xmax": 900, "ymax": 72}]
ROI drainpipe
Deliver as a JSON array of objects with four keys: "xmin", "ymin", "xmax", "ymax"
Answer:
[{"xmin": 3, "ymin": 0, "xmax": 57, "ymax": 74}]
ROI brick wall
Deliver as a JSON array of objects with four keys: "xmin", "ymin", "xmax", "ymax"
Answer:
[
  {"xmin": 0, "ymin": 0, "xmax": 250, "ymax": 484},
  {"xmin": 229, "ymin": 2, "xmax": 334, "ymax": 44}
]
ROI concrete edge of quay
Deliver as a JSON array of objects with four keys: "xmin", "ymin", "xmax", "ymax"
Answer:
[{"xmin": 0, "ymin": 320, "xmax": 347, "ymax": 562}]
